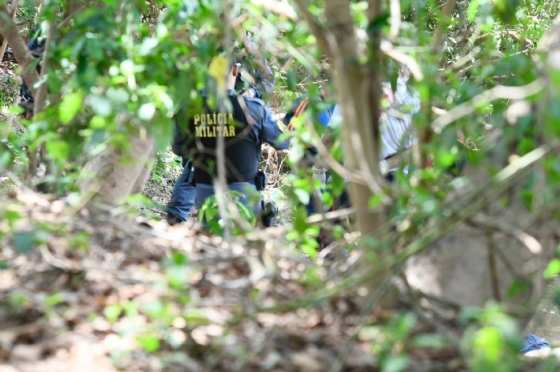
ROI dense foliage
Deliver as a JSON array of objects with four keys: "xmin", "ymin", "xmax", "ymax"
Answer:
[{"xmin": 2, "ymin": 0, "xmax": 560, "ymax": 370}]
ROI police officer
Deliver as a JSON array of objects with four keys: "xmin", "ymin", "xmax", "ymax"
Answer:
[{"xmin": 172, "ymin": 62, "xmax": 288, "ymax": 217}]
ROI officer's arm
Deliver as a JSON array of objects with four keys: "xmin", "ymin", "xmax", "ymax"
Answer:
[
  {"xmin": 283, "ymin": 96, "xmax": 305, "ymax": 126},
  {"xmin": 261, "ymin": 105, "xmax": 289, "ymax": 150}
]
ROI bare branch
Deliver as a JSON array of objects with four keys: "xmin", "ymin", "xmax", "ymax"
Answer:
[
  {"xmin": 469, "ymin": 214, "xmax": 543, "ymax": 255},
  {"xmin": 0, "ymin": 3, "xmax": 39, "ymax": 98},
  {"xmin": 432, "ymin": 79, "xmax": 544, "ymax": 133},
  {"xmin": 380, "ymin": 40, "xmax": 423, "ymax": 81},
  {"xmin": 389, "ymin": 0, "xmax": 401, "ymax": 39},
  {"xmin": 33, "ymin": 20, "xmax": 54, "ymax": 115},
  {"xmin": 431, "ymin": 0, "xmax": 457, "ymax": 53},
  {"xmin": 256, "ymin": 142, "xmax": 557, "ymax": 314},
  {"xmin": 241, "ymin": 34, "xmax": 275, "ymax": 94},
  {"xmin": 305, "ymin": 118, "xmax": 371, "ymax": 186},
  {"xmin": 0, "ymin": 0, "xmax": 19, "ymax": 62},
  {"xmin": 394, "ymin": 144, "xmax": 553, "ymax": 267}
]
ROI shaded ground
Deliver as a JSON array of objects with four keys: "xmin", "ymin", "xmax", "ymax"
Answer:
[
  {"xmin": 0, "ymin": 185, "xmax": 469, "ymax": 371},
  {"xmin": 142, "ymin": 151, "xmax": 183, "ymax": 217}
]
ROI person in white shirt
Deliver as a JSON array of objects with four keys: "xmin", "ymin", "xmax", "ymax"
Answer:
[{"xmin": 326, "ymin": 68, "xmax": 420, "ymax": 179}]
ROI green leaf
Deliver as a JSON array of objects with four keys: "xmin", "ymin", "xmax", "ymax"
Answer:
[
  {"xmin": 301, "ymin": 239, "xmax": 319, "ymax": 258},
  {"xmin": 151, "ymin": 119, "xmax": 173, "ymax": 152},
  {"xmin": 142, "ymin": 300, "xmax": 168, "ymax": 320},
  {"xmin": 301, "ymin": 267, "xmax": 321, "ymax": 287},
  {"xmin": 467, "ymin": 0, "xmax": 481, "ymax": 22},
  {"xmin": 506, "ymin": 278, "xmax": 531, "ymax": 299},
  {"xmin": 413, "ymin": 334, "xmax": 447, "ymax": 349},
  {"xmin": 3, "ymin": 208, "xmax": 22, "ymax": 226},
  {"xmin": 169, "ymin": 251, "xmax": 188, "ymax": 266},
  {"xmin": 166, "ymin": 266, "xmax": 188, "ymax": 289},
  {"xmin": 368, "ymin": 194, "xmax": 383, "ymax": 209},
  {"xmin": 8, "ymin": 291, "xmax": 29, "ymax": 310},
  {"xmin": 137, "ymin": 333, "xmax": 160, "ymax": 353},
  {"xmin": 104, "ymin": 304, "xmax": 123, "ymax": 322},
  {"xmin": 473, "ymin": 327, "xmax": 503, "ymax": 363},
  {"xmin": 382, "ymin": 355, "xmax": 409, "ymax": 372},
  {"xmin": 544, "ymin": 259, "xmax": 560, "ymax": 279},
  {"xmin": 553, "ymin": 286, "xmax": 560, "ymax": 307},
  {"xmin": 294, "ymin": 189, "xmax": 310, "ymax": 205},
  {"xmin": 46, "ymin": 140, "xmax": 70, "ymax": 162},
  {"xmin": 59, "ymin": 91, "xmax": 84, "ymax": 124},
  {"xmin": 435, "ymin": 149, "xmax": 457, "ymax": 168},
  {"xmin": 184, "ymin": 309, "xmax": 211, "ymax": 326},
  {"xmin": 12, "ymin": 230, "xmax": 38, "ymax": 254},
  {"xmin": 9, "ymin": 105, "xmax": 24, "ymax": 115},
  {"xmin": 45, "ymin": 292, "xmax": 64, "ymax": 307}
]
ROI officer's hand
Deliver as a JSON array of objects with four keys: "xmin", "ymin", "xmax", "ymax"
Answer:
[{"xmin": 227, "ymin": 64, "xmax": 239, "ymax": 91}]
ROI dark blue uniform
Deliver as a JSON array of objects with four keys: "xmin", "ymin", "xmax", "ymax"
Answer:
[{"xmin": 168, "ymin": 90, "xmax": 287, "ymax": 220}]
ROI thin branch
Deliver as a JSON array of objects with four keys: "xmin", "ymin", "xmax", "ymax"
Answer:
[
  {"xmin": 33, "ymin": 19, "xmax": 54, "ymax": 115},
  {"xmin": 432, "ymin": 79, "xmax": 544, "ymax": 133},
  {"xmin": 393, "ymin": 144, "xmax": 553, "ymax": 267},
  {"xmin": 241, "ymin": 34, "xmax": 275, "ymax": 94},
  {"xmin": 430, "ymin": 0, "xmax": 457, "ymax": 53},
  {"xmin": 468, "ymin": 214, "xmax": 543, "ymax": 255},
  {"xmin": 291, "ymin": 0, "xmax": 333, "ymax": 59},
  {"xmin": 485, "ymin": 230, "xmax": 501, "ymax": 301},
  {"xmin": 389, "ymin": 0, "xmax": 401, "ymax": 39},
  {"xmin": 253, "ymin": 143, "xmax": 557, "ymax": 314},
  {"xmin": 380, "ymin": 39, "xmax": 423, "ymax": 81},
  {"xmin": 213, "ymin": 0, "xmax": 240, "ymax": 238},
  {"xmin": 307, "ymin": 207, "xmax": 354, "ymax": 224},
  {"xmin": 57, "ymin": 3, "xmax": 88, "ymax": 29},
  {"xmin": 0, "ymin": 0, "xmax": 19, "ymax": 62},
  {"xmin": 305, "ymin": 118, "xmax": 371, "ymax": 186},
  {"xmin": 0, "ymin": 3, "xmax": 39, "ymax": 98}
]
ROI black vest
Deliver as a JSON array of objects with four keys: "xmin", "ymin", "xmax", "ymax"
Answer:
[{"xmin": 190, "ymin": 95, "xmax": 260, "ymax": 184}]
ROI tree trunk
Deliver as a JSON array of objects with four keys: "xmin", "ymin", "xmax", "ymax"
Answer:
[
  {"xmin": 323, "ymin": 0, "xmax": 385, "ymax": 235},
  {"xmin": 0, "ymin": 0, "xmax": 19, "ymax": 63},
  {"xmin": 80, "ymin": 131, "xmax": 155, "ymax": 206},
  {"xmin": 0, "ymin": 3, "xmax": 39, "ymax": 99},
  {"xmin": 293, "ymin": 0, "xmax": 394, "ymax": 307},
  {"xmin": 292, "ymin": 0, "xmax": 385, "ymax": 235},
  {"xmin": 131, "ymin": 156, "xmax": 155, "ymax": 195},
  {"xmin": 524, "ymin": 15, "xmax": 560, "ymax": 339}
]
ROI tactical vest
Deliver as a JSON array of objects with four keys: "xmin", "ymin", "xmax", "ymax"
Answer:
[{"xmin": 190, "ymin": 95, "xmax": 260, "ymax": 185}]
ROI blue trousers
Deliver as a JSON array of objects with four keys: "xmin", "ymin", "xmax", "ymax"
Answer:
[
  {"xmin": 166, "ymin": 165, "xmax": 196, "ymax": 221},
  {"xmin": 195, "ymin": 182, "xmax": 261, "ymax": 215}
]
